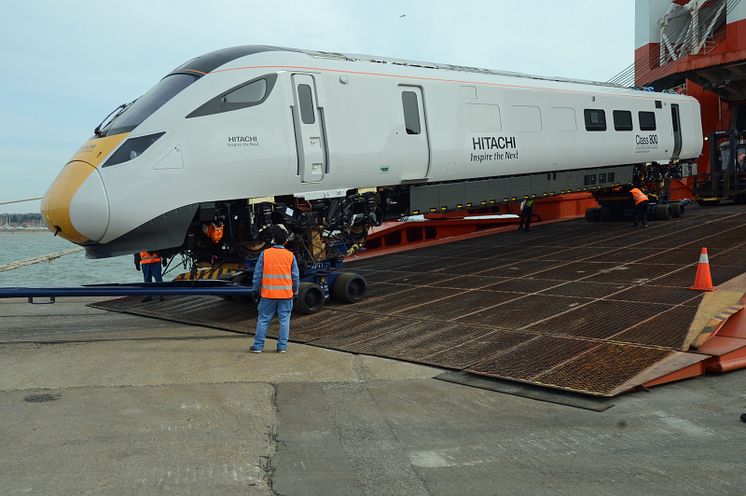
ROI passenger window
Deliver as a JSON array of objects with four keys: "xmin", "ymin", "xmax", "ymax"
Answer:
[
  {"xmin": 402, "ymin": 91, "xmax": 421, "ymax": 135},
  {"xmin": 639, "ymin": 111, "xmax": 656, "ymax": 131},
  {"xmin": 584, "ymin": 109, "xmax": 606, "ymax": 131},
  {"xmin": 222, "ymin": 79, "xmax": 266, "ymax": 104},
  {"xmin": 298, "ymin": 84, "xmax": 315, "ymax": 124},
  {"xmin": 613, "ymin": 110, "xmax": 633, "ymax": 131},
  {"xmin": 186, "ymin": 74, "xmax": 277, "ymax": 118}
]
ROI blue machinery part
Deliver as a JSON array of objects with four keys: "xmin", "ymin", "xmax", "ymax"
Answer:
[
  {"xmin": 0, "ymin": 280, "xmax": 253, "ymax": 304},
  {"xmin": 0, "ymin": 258, "xmax": 368, "ymax": 314}
]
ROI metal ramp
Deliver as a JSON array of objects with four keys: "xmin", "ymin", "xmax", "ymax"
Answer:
[{"xmin": 91, "ymin": 206, "xmax": 746, "ymax": 397}]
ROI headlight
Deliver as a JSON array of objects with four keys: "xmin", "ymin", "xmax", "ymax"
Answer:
[{"xmin": 102, "ymin": 132, "xmax": 165, "ymax": 167}]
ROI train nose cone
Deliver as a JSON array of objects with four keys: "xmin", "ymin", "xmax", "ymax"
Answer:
[{"xmin": 41, "ymin": 161, "xmax": 110, "ymax": 244}]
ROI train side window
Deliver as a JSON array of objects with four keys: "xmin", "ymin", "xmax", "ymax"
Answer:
[
  {"xmin": 186, "ymin": 73, "xmax": 277, "ymax": 118},
  {"xmin": 639, "ymin": 111, "xmax": 656, "ymax": 131},
  {"xmin": 298, "ymin": 84, "xmax": 316, "ymax": 124},
  {"xmin": 402, "ymin": 91, "xmax": 421, "ymax": 135},
  {"xmin": 584, "ymin": 109, "xmax": 606, "ymax": 131},
  {"xmin": 222, "ymin": 79, "xmax": 267, "ymax": 104},
  {"xmin": 613, "ymin": 110, "xmax": 633, "ymax": 131}
]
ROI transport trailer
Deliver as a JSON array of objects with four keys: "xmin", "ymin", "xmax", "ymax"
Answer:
[
  {"xmin": 229, "ymin": 256, "xmax": 368, "ymax": 314},
  {"xmin": 585, "ymin": 185, "xmax": 690, "ymax": 222},
  {"xmin": 583, "ymin": 162, "xmax": 692, "ymax": 222},
  {"xmin": 0, "ymin": 258, "xmax": 368, "ymax": 314}
]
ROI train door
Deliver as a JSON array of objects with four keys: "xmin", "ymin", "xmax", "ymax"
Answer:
[
  {"xmin": 399, "ymin": 86, "xmax": 430, "ymax": 180},
  {"xmin": 291, "ymin": 74, "xmax": 327, "ymax": 183},
  {"xmin": 671, "ymin": 103, "xmax": 682, "ymax": 160}
]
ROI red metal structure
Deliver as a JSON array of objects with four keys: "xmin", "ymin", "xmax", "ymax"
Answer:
[{"xmin": 635, "ymin": 0, "xmax": 746, "ymax": 177}]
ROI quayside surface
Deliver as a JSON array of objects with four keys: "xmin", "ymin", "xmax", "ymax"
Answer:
[{"xmin": 92, "ymin": 205, "xmax": 746, "ymax": 396}]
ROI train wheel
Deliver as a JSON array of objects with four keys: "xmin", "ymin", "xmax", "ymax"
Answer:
[
  {"xmin": 333, "ymin": 273, "xmax": 368, "ymax": 303},
  {"xmin": 296, "ymin": 282, "xmax": 324, "ymax": 314}
]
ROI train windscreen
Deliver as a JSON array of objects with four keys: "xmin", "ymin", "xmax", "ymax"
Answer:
[{"xmin": 102, "ymin": 73, "xmax": 198, "ymax": 136}]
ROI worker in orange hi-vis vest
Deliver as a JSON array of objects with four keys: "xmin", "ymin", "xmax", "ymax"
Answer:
[
  {"xmin": 134, "ymin": 251, "xmax": 166, "ymax": 302},
  {"xmin": 250, "ymin": 225, "xmax": 300, "ymax": 354},
  {"xmin": 629, "ymin": 186, "xmax": 650, "ymax": 228}
]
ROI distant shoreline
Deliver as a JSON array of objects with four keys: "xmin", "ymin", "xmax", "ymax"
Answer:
[{"xmin": 0, "ymin": 229, "xmax": 49, "ymax": 234}]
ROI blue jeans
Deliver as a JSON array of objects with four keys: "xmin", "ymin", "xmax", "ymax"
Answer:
[
  {"xmin": 142, "ymin": 263, "xmax": 163, "ymax": 283},
  {"xmin": 253, "ymin": 298, "xmax": 294, "ymax": 351}
]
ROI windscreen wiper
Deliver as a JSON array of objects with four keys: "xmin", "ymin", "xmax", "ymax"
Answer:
[{"xmin": 93, "ymin": 99, "xmax": 136, "ymax": 137}]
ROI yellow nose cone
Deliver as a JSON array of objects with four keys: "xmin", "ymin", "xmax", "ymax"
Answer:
[
  {"xmin": 41, "ymin": 134, "xmax": 127, "ymax": 244},
  {"xmin": 42, "ymin": 161, "xmax": 97, "ymax": 243}
]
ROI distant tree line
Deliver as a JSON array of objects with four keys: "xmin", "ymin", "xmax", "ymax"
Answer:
[{"xmin": 0, "ymin": 213, "xmax": 46, "ymax": 227}]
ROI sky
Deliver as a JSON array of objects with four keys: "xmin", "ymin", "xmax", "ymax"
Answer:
[{"xmin": 0, "ymin": 0, "xmax": 634, "ymax": 213}]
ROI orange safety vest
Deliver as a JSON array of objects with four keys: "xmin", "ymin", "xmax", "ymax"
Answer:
[
  {"xmin": 260, "ymin": 247, "xmax": 295, "ymax": 299},
  {"xmin": 629, "ymin": 188, "xmax": 649, "ymax": 206},
  {"xmin": 139, "ymin": 251, "xmax": 161, "ymax": 265}
]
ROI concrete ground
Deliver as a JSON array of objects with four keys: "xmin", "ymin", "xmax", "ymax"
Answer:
[{"xmin": 1, "ymin": 297, "xmax": 745, "ymax": 496}]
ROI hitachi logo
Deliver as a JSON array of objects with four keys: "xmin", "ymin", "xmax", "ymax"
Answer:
[{"xmin": 472, "ymin": 136, "xmax": 517, "ymax": 150}]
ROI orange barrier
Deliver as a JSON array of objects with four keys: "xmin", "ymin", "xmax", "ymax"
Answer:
[{"xmin": 690, "ymin": 247, "xmax": 716, "ymax": 291}]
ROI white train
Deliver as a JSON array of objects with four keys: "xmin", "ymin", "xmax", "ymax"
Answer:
[{"xmin": 41, "ymin": 45, "xmax": 702, "ymax": 268}]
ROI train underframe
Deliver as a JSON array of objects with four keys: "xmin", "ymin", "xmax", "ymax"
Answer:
[{"xmin": 159, "ymin": 160, "xmax": 690, "ymax": 309}]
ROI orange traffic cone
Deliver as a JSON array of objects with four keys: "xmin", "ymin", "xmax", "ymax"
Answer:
[{"xmin": 689, "ymin": 247, "xmax": 716, "ymax": 291}]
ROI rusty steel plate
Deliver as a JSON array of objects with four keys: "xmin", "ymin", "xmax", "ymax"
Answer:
[
  {"xmin": 467, "ymin": 336, "xmax": 600, "ymax": 381},
  {"xmin": 611, "ymin": 305, "xmax": 700, "ymax": 350},
  {"xmin": 532, "ymin": 300, "xmax": 672, "ymax": 339},
  {"xmin": 443, "ymin": 258, "xmax": 522, "ymax": 275},
  {"xmin": 397, "ymin": 290, "xmax": 521, "ymax": 321},
  {"xmin": 583, "ymin": 263, "xmax": 682, "ymax": 284},
  {"xmin": 423, "ymin": 329, "xmax": 537, "ymax": 370},
  {"xmin": 454, "ymin": 294, "xmax": 587, "ymax": 329},
  {"xmin": 477, "ymin": 260, "xmax": 565, "ymax": 278},
  {"xmin": 606, "ymin": 285, "xmax": 703, "ymax": 306},
  {"xmin": 383, "ymin": 272, "xmax": 464, "ymax": 287},
  {"xmin": 329, "ymin": 320, "xmax": 463, "ymax": 358},
  {"xmin": 534, "ymin": 247, "xmax": 612, "ymax": 262},
  {"xmin": 533, "ymin": 343, "xmax": 673, "ymax": 396},
  {"xmin": 352, "ymin": 286, "xmax": 455, "ymax": 314},
  {"xmin": 310, "ymin": 315, "xmax": 416, "ymax": 351},
  {"xmin": 398, "ymin": 256, "xmax": 474, "ymax": 272},
  {"xmin": 482, "ymin": 278, "xmax": 564, "ymax": 294},
  {"xmin": 541, "ymin": 281, "xmax": 630, "ymax": 298},
  {"xmin": 428, "ymin": 275, "xmax": 513, "ymax": 290},
  {"xmin": 529, "ymin": 262, "xmax": 620, "ymax": 281},
  {"xmin": 584, "ymin": 248, "xmax": 663, "ymax": 264}
]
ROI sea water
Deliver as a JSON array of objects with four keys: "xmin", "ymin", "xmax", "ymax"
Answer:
[{"xmin": 0, "ymin": 232, "xmax": 142, "ymax": 286}]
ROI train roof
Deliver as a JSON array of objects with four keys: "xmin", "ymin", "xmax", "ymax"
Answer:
[{"xmin": 171, "ymin": 45, "xmax": 640, "ymax": 92}]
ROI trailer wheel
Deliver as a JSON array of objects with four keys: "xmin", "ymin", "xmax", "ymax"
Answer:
[
  {"xmin": 599, "ymin": 206, "xmax": 613, "ymax": 221},
  {"xmin": 296, "ymin": 282, "xmax": 324, "ymax": 314},
  {"xmin": 333, "ymin": 273, "xmax": 368, "ymax": 303},
  {"xmin": 655, "ymin": 204, "xmax": 672, "ymax": 220},
  {"xmin": 671, "ymin": 203, "xmax": 682, "ymax": 218},
  {"xmin": 585, "ymin": 208, "xmax": 600, "ymax": 222}
]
